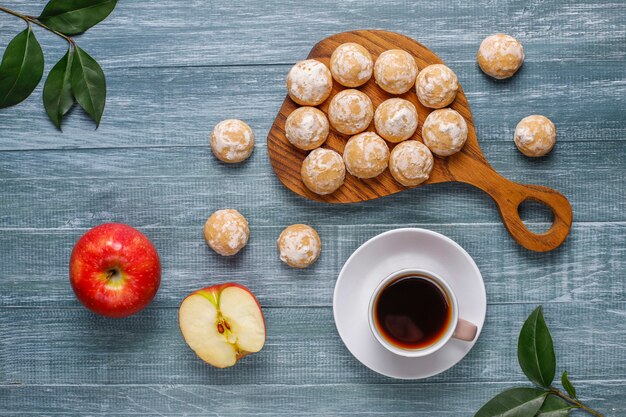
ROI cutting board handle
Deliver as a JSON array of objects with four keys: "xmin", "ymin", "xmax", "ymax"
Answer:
[
  {"xmin": 464, "ymin": 170, "xmax": 573, "ymax": 252},
  {"xmin": 495, "ymin": 182, "xmax": 572, "ymax": 252}
]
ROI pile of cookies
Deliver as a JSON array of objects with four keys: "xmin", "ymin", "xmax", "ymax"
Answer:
[
  {"xmin": 284, "ymin": 42, "xmax": 470, "ymax": 196},
  {"xmin": 284, "ymin": 34, "xmax": 557, "ymax": 196},
  {"xmin": 200, "ymin": 33, "xmax": 557, "ymax": 269}
]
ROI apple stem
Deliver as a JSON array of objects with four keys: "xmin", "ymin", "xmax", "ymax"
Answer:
[{"xmin": 105, "ymin": 268, "xmax": 124, "ymax": 284}]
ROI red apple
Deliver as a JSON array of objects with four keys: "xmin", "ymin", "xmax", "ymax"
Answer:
[
  {"xmin": 69, "ymin": 223, "xmax": 161, "ymax": 318},
  {"xmin": 179, "ymin": 283, "xmax": 266, "ymax": 368}
]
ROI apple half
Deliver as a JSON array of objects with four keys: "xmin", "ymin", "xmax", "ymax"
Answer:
[{"xmin": 179, "ymin": 283, "xmax": 266, "ymax": 368}]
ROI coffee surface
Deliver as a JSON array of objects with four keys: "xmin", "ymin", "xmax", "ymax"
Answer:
[{"xmin": 374, "ymin": 275, "xmax": 451, "ymax": 349}]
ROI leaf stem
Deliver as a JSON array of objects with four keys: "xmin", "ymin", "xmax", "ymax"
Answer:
[
  {"xmin": 0, "ymin": 5, "xmax": 75, "ymax": 46},
  {"xmin": 549, "ymin": 388, "xmax": 605, "ymax": 417}
]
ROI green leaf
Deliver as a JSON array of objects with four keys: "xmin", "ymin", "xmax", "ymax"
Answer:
[
  {"xmin": 71, "ymin": 46, "xmax": 105, "ymax": 126},
  {"xmin": 561, "ymin": 371, "xmax": 576, "ymax": 399},
  {"xmin": 38, "ymin": 0, "xmax": 118, "ymax": 35},
  {"xmin": 535, "ymin": 394, "xmax": 575, "ymax": 417},
  {"xmin": 475, "ymin": 387, "xmax": 547, "ymax": 417},
  {"xmin": 518, "ymin": 306, "xmax": 556, "ymax": 388},
  {"xmin": 0, "ymin": 27, "xmax": 44, "ymax": 109},
  {"xmin": 43, "ymin": 48, "xmax": 74, "ymax": 129}
]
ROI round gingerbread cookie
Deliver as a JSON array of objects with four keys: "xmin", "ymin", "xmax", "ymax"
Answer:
[
  {"xmin": 415, "ymin": 64, "xmax": 459, "ymax": 109},
  {"xmin": 343, "ymin": 132, "xmax": 389, "ymax": 179},
  {"xmin": 286, "ymin": 59, "xmax": 333, "ymax": 106},
  {"xmin": 327, "ymin": 89, "xmax": 374, "ymax": 135},
  {"xmin": 374, "ymin": 49, "xmax": 418, "ymax": 94},
  {"xmin": 477, "ymin": 34, "xmax": 525, "ymax": 79},
  {"xmin": 277, "ymin": 224, "xmax": 322, "ymax": 268},
  {"xmin": 301, "ymin": 148, "xmax": 346, "ymax": 195},
  {"xmin": 514, "ymin": 115, "xmax": 557, "ymax": 157},
  {"xmin": 374, "ymin": 98, "xmax": 418, "ymax": 143},
  {"xmin": 204, "ymin": 209, "xmax": 250, "ymax": 256},
  {"xmin": 210, "ymin": 119, "xmax": 255, "ymax": 163},
  {"xmin": 389, "ymin": 140, "xmax": 434, "ymax": 187},
  {"xmin": 285, "ymin": 107, "xmax": 329, "ymax": 150},
  {"xmin": 330, "ymin": 43, "xmax": 373, "ymax": 87},
  {"xmin": 422, "ymin": 108, "xmax": 468, "ymax": 157}
]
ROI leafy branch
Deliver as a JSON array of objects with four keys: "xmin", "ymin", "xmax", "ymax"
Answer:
[
  {"xmin": 0, "ymin": 0, "xmax": 117, "ymax": 129},
  {"xmin": 0, "ymin": 6, "xmax": 75, "ymax": 45},
  {"xmin": 475, "ymin": 306, "xmax": 604, "ymax": 417}
]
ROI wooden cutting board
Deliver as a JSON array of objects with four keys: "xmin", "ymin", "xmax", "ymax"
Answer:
[{"xmin": 267, "ymin": 30, "xmax": 572, "ymax": 252}]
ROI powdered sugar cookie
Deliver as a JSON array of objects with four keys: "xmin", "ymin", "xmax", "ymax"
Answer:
[
  {"xmin": 374, "ymin": 49, "xmax": 418, "ymax": 94},
  {"xmin": 422, "ymin": 109, "xmax": 468, "ymax": 157},
  {"xmin": 374, "ymin": 98, "xmax": 418, "ymax": 143},
  {"xmin": 301, "ymin": 148, "xmax": 346, "ymax": 195},
  {"xmin": 204, "ymin": 209, "xmax": 249, "ymax": 256},
  {"xmin": 415, "ymin": 64, "xmax": 459, "ymax": 109},
  {"xmin": 343, "ymin": 132, "xmax": 389, "ymax": 179},
  {"xmin": 277, "ymin": 224, "xmax": 321, "ymax": 268},
  {"xmin": 285, "ymin": 107, "xmax": 329, "ymax": 150},
  {"xmin": 514, "ymin": 115, "xmax": 556, "ymax": 157},
  {"xmin": 477, "ymin": 34, "xmax": 525, "ymax": 79},
  {"xmin": 287, "ymin": 59, "xmax": 333, "ymax": 106},
  {"xmin": 389, "ymin": 140, "xmax": 434, "ymax": 187},
  {"xmin": 210, "ymin": 119, "xmax": 255, "ymax": 163},
  {"xmin": 330, "ymin": 43, "xmax": 373, "ymax": 87},
  {"xmin": 328, "ymin": 89, "xmax": 374, "ymax": 135}
]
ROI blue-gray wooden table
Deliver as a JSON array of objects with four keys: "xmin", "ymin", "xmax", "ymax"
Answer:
[{"xmin": 1, "ymin": 1, "xmax": 625, "ymax": 415}]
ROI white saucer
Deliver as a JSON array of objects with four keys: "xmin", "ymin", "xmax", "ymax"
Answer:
[{"xmin": 333, "ymin": 228, "xmax": 486, "ymax": 379}]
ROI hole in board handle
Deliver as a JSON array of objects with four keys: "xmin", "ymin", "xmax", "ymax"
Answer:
[{"xmin": 517, "ymin": 199, "xmax": 555, "ymax": 234}]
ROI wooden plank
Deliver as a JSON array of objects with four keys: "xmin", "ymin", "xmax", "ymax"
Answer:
[
  {"xmin": 0, "ymin": 142, "xmax": 626, "ymax": 228},
  {"xmin": 1, "ymin": 0, "xmax": 625, "ymax": 68},
  {"xmin": 0, "ymin": 162, "xmax": 622, "ymax": 230},
  {"xmin": 0, "ymin": 223, "xmax": 624, "ymax": 307},
  {"xmin": 0, "ymin": 141, "xmax": 623, "ymax": 181},
  {"xmin": 0, "ymin": 303, "xmax": 624, "ymax": 385},
  {"xmin": 0, "ymin": 1, "xmax": 624, "ymax": 415},
  {"xmin": 0, "ymin": 381, "xmax": 623, "ymax": 416},
  {"xmin": 1, "ymin": 142, "xmax": 622, "ymax": 225},
  {"xmin": 0, "ymin": 177, "xmax": 515, "ymax": 227},
  {"xmin": 0, "ymin": 62, "xmax": 623, "ymax": 150},
  {"xmin": 1, "ymin": 143, "xmax": 623, "ymax": 226}
]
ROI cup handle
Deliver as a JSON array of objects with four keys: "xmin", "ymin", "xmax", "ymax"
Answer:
[{"xmin": 453, "ymin": 318, "xmax": 478, "ymax": 342}]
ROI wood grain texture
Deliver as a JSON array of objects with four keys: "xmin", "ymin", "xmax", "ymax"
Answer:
[
  {"xmin": 1, "ymin": 224, "xmax": 624, "ymax": 308},
  {"xmin": 1, "ymin": 304, "xmax": 624, "ymax": 386},
  {"xmin": 0, "ymin": 0, "xmax": 624, "ymax": 415},
  {"xmin": 267, "ymin": 30, "xmax": 572, "ymax": 251},
  {"xmin": 1, "ymin": 143, "xmax": 622, "ymax": 229},
  {"xmin": 0, "ymin": 61, "xmax": 624, "ymax": 150},
  {"xmin": 1, "ymin": 381, "xmax": 624, "ymax": 416},
  {"xmin": 1, "ymin": 0, "xmax": 625, "ymax": 68},
  {"xmin": 0, "ymin": 141, "xmax": 623, "ymax": 181}
]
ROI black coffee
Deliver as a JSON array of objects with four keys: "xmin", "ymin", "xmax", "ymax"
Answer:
[{"xmin": 374, "ymin": 275, "xmax": 451, "ymax": 349}]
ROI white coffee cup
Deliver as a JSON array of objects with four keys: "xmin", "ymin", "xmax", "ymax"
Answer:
[{"xmin": 368, "ymin": 268, "xmax": 478, "ymax": 357}]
